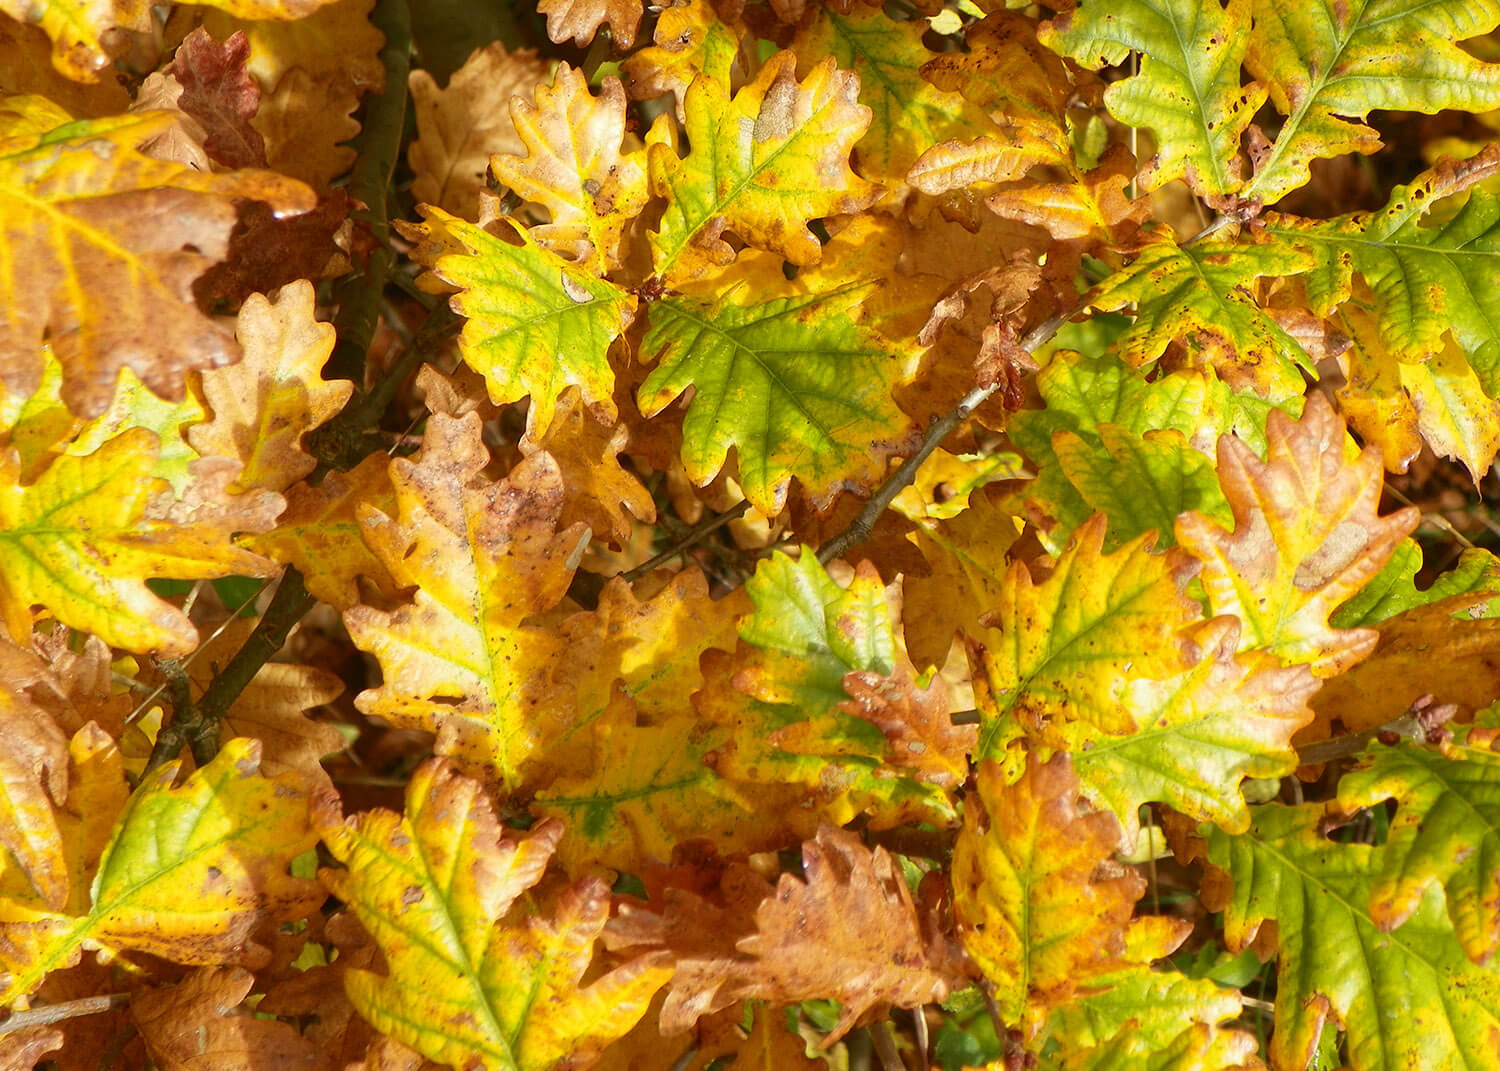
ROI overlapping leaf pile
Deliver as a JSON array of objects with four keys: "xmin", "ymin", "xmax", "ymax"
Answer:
[{"xmin": 5, "ymin": 1, "xmax": 1500, "ymax": 1069}]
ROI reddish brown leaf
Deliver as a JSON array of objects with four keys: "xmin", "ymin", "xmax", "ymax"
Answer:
[{"xmin": 171, "ymin": 29, "xmax": 267, "ymax": 170}]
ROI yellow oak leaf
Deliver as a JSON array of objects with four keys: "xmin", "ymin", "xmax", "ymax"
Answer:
[
  {"xmin": 490, "ymin": 66, "xmax": 650, "ymax": 273},
  {"xmin": 952, "ymin": 754, "xmax": 1147, "ymax": 1036},
  {"xmin": 649, "ymin": 51, "xmax": 879, "ymax": 283},
  {"xmin": 0, "ymin": 737, "xmax": 322, "ymax": 1005},
  {"xmin": 969, "ymin": 515, "xmax": 1202, "ymax": 760},
  {"xmin": 527, "ymin": 568, "xmax": 748, "ymax": 785},
  {"xmin": 1332, "ymin": 295, "xmax": 1500, "ymax": 483},
  {"xmin": 0, "ymin": 96, "xmax": 313, "ymax": 417},
  {"xmin": 619, "ymin": 0, "xmax": 745, "ymax": 116},
  {"xmin": 535, "ymin": 692, "xmax": 806, "ymax": 876},
  {"xmin": 0, "ymin": 17, "xmax": 129, "ymax": 116},
  {"xmin": 408, "ymin": 41, "xmax": 546, "ymax": 221},
  {"xmin": 315, "ymin": 760, "xmax": 672, "ymax": 1071},
  {"xmin": 1175, "ymin": 392, "xmax": 1419, "ymax": 677},
  {"xmin": 1312, "ymin": 592, "xmax": 1500, "ymax": 736},
  {"xmin": 0, "ymin": 429, "xmax": 280, "ymax": 655},
  {"xmin": 902, "ymin": 489, "xmax": 1021, "ymax": 670},
  {"xmin": 343, "ymin": 413, "xmax": 590, "ymax": 788},
  {"xmin": 522, "ymin": 388, "xmax": 655, "ymax": 548},
  {"xmin": 246, "ymin": 451, "xmax": 399, "ymax": 611},
  {"xmin": 54, "ymin": 723, "xmax": 128, "ymax": 917},
  {"xmin": 188, "ymin": 280, "xmax": 351, "ymax": 494},
  {"xmin": 793, "ymin": 9, "xmax": 1022, "ymax": 186}
]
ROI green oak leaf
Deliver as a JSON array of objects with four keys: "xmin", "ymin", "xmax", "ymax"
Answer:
[
  {"xmin": 406, "ymin": 206, "xmax": 636, "ymax": 443},
  {"xmin": 1243, "ymin": 0, "xmax": 1500, "ymax": 204},
  {"xmin": 638, "ymin": 283, "xmax": 909, "ymax": 513},
  {"xmin": 1339, "ymin": 710, "xmax": 1500, "ymax": 965},
  {"xmin": 1039, "ymin": 0, "xmax": 1265, "ymax": 197},
  {"xmin": 1209, "ymin": 803, "xmax": 1500, "ymax": 1071}
]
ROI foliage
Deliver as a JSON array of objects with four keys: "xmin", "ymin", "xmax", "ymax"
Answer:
[{"xmin": 8, "ymin": 1, "xmax": 1500, "ymax": 1069}]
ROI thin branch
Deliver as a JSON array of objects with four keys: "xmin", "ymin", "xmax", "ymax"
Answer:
[
  {"xmin": 325, "ymin": 0, "xmax": 412, "ymax": 385},
  {"xmin": 144, "ymin": 569, "xmax": 318, "ymax": 772},
  {"xmin": 622, "ymin": 500, "xmax": 751, "ymax": 582},
  {"xmin": 817, "ymin": 213, "xmax": 1237, "ymax": 565},
  {"xmin": 870, "ymin": 1020, "xmax": 904, "ymax": 1071},
  {"xmin": 1295, "ymin": 695, "xmax": 1456, "ymax": 767},
  {"xmin": 0, "ymin": 994, "xmax": 130, "ymax": 1035}
]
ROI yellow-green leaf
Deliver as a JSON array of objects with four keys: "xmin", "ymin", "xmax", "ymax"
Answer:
[
  {"xmin": 0, "ymin": 429, "xmax": 279, "ymax": 655},
  {"xmin": 0, "ymin": 737, "xmax": 321, "ymax": 1005},
  {"xmin": 649, "ymin": 51, "xmax": 878, "ymax": 283},
  {"xmin": 406, "ymin": 207, "xmax": 635, "ymax": 443},
  {"xmin": 315, "ymin": 760, "xmax": 672, "ymax": 1071}
]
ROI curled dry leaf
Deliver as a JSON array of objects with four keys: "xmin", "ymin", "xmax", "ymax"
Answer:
[{"xmin": 608, "ymin": 824, "xmax": 969, "ymax": 1042}]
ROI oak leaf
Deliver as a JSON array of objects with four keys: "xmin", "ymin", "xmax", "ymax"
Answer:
[
  {"xmin": 0, "ymin": 738, "xmax": 322, "ymax": 1006},
  {"xmin": 648, "ymin": 51, "xmax": 878, "ymax": 282},
  {"xmin": 952, "ymin": 755, "xmax": 1149, "ymax": 1035},
  {"xmin": 522, "ymin": 388, "xmax": 654, "ymax": 548},
  {"xmin": 404, "ymin": 207, "xmax": 635, "ymax": 443},
  {"xmin": 489, "ymin": 66, "xmax": 649, "ymax": 273},
  {"xmin": 535, "ymin": 693, "xmax": 806, "ymax": 876},
  {"xmin": 696, "ymin": 551, "xmax": 961, "ymax": 827},
  {"xmin": 344, "ymin": 414, "xmax": 590, "ymax": 787},
  {"xmin": 794, "ymin": 9, "xmax": 1029, "ymax": 187},
  {"xmin": 537, "ymin": 0, "xmax": 642, "ymax": 50},
  {"xmin": 407, "ymin": 41, "xmax": 545, "ymax": 221},
  {"xmin": 1242, "ymin": 0, "xmax": 1500, "ymax": 203},
  {"xmin": 1208, "ymin": 802, "xmax": 1500, "ymax": 1070},
  {"xmin": 1338, "ymin": 713, "xmax": 1500, "ymax": 965},
  {"xmin": 1175, "ymin": 392, "xmax": 1419, "ymax": 677},
  {"xmin": 0, "ymin": 644, "xmax": 68, "ymax": 910},
  {"xmin": 0, "ymin": 97, "xmax": 314, "ymax": 416},
  {"xmin": 1084, "ymin": 234, "xmax": 1317, "ymax": 401},
  {"xmin": 246, "ymin": 451, "xmax": 400, "ymax": 611},
  {"xmin": 314, "ymin": 760, "xmax": 672, "ymax": 1071},
  {"xmin": 170, "ymin": 28, "xmax": 266, "ymax": 170},
  {"xmin": 609, "ymin": 825, "xmax": 967, "ymax": 1042},
  {"xmin": 133, "ymin": 967, "xmax": 324, "ymax": 1071},
  {"xmin": 188, "ymin": 280, "xmax": 350, "ymax": 494},
  {"xmin": 0, "ymin": 429, "xmax": 280, "ymax": 655},
  {"xmin": 1040, "ymin": 0, "xmax": 1264, "ymax": 199},
  {"xmin": 969, "ymin": 515, "xmax": 1202, "ymax": 762},
  {"xmin": 638, "ymin": 283, "xmax": 910, "ymax": 513},
  {"xmin": 618, "ymin": 0, "xmax": 744, "ymax": 116}
]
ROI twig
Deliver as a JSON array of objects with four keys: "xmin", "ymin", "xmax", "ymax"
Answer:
[
  {"xmin": 816, "ymin": 212, "xmax": 1237, "ymax": 566},
  {"xmin": 144, "ymin": 569, "xmax": 317, "ymax": 773},
  {"xmin": 912, "ymin": 1006, "xmax": 930, "ymax": 1071},
  {"xmin": 325, "ymin": 0, "xmax": 412, "ymax": 385},
  {"xmin": 622, "ymin": 500, "xmax": 751, "ymax": 582},
  {"xmin": 0, "ymin": 994, "xmax": 130, "ymax": 1035},
  {"xmin": 870, "ymin": 1020, "xmax": 904, "ymax": 1071},
  {"xmin": 309, "ymin": 303, "xmax": 461, "ymax": 473},
  {"xmin": 1295, "ymin": 695, "xmax": 1456, "ymax": 767}
]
